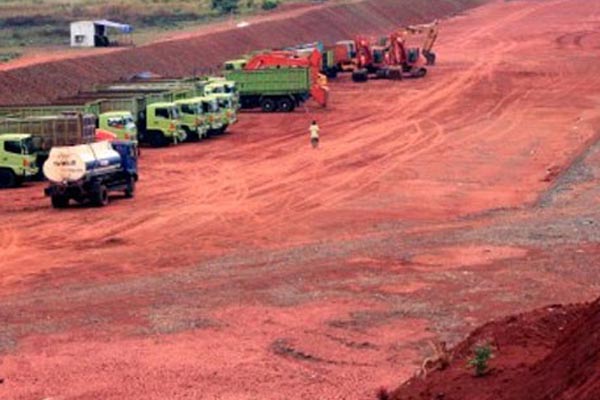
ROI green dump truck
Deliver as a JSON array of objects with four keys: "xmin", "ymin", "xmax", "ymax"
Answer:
[
  {"xmin": 0, "ymin": 105, "xmax": 137, "ymax": 143},
  {"xmin": 0, "ymin": 133, "xmax": 38, "ymax": 188},
  {"xmin": 96, "ymin": 78, "xmax": 239, "ymax": 134},
  {"xmin": 0, "ymin": 113, "xmax": 96, "ymax": 184},
  {"xmin": 223, "ymin": 67, "xmax": 328, "ymax": 112},
  {"xmin": 55, "ymin": 92, "xmax": 185, "ymax": 147}
]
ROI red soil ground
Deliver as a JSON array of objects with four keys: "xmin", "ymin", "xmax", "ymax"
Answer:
[
  {"xmin": 389, "ymin": 297, "xmax": 600, "ymax": 400},
  {"xmin": 0, "ymin": 0, "xmax": 481, "ymax": 105},
  {"xmin": 1, "ymin": 0, "xmax": 600, "ymax": 399}
]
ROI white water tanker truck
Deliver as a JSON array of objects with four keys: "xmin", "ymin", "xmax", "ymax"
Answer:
[{"xmin": 43, "ymin": 140, "xmax": 138, "ymax": 208}]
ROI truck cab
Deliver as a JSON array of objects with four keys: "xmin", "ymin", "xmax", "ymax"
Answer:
[
  {"xmin": 224, "ymin": 59, "xmax": 248, "ymax": 71},
  {"xmin": 145, "ymin": 102, "xmax": 186, "ymax": 146},
  {"xmin": 174, "ymin": 98, "xmax": 209, "ymax": 141},
  {"xmin": 0, "ymin": 133, "xmax": 38, "ymax": 188},
  {"xmin": 205, "ymin": 79, "xmax": 240, "ymax": 111},
  {"xmin": 98, "ymin": 111, "xmax": 138, "ymax": 143},
  {"xmin": 200, "ymin": 95, "xmax": 224, "ymax": 135}
]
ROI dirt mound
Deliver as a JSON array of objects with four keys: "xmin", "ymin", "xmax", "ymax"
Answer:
[
  {"xmin": 387, "ymin": 298, "xmax": 600, "ymax": 400},
  {"xmin": 0, "ymin": 0, "xmax": 484, "ymax": 105}
]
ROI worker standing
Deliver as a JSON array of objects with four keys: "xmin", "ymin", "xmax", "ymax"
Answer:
[{"xmin": 309, "ymin": 120, "xmax": 320, "ymax": 148}]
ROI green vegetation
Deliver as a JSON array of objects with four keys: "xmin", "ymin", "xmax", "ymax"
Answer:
[
  {"xmin": 261, "ymin": 0, "xmax": 279, "ymax": 10},
  {"xmin": 0, "ymin": 52, "xmax": 21, "ymax": 63},
  {"xmin": 467, "ymin": 343, "xmax": 493, "ymax": 377},
  {"xmin": 0, "ymin": 0, "xmax": 288, "ymax": 52}
]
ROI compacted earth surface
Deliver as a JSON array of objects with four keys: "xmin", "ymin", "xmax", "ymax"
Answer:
[{"xmin": 1, "ymin": 0, "xmax": 600, "ymax": 399}]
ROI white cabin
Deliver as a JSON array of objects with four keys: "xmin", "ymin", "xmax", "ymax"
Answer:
[{"xmin": 70, "ymin": 20, "xmax": 133, "ymax": 48}]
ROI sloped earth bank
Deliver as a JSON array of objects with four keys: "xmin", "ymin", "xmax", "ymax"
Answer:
[
  {"xmin": 389, "ymin": 297, "xmax": 600, "ymax": 400},
  {"xmin": 1, "ymin": 0, "xmax": 600, "ymax": 399},
  {"xmin": 0, "ymin": 0, "xmax": 484, "ymax": 105}
]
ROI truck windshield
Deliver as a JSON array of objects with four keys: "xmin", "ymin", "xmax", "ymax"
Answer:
[
  {"xmin": 181, "ymin": 104, "xmax": 195, "ymax": 115},
  {"xmin": 203, "ymin": 102, "xmax": 218, "ymax": 113},
  {"xmin": 21, "ymin": 137, "xmax": 34, "ymax": 155},
  {"xmin": 218, "ymin": 99, "xmax": 231, "ymax": 109},
  {"xmin": 170, "ymin": 107, "xmax": 180, "ymax": 119}
]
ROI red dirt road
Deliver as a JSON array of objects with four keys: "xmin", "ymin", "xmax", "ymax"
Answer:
[{"xmin": 2, "ymin": 0, "xmax": 600, "ymax": 399}]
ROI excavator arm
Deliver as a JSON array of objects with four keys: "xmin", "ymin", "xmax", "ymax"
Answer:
[{"xmin": 401, "ymin": 20, "xmax": 439, "ymax": 65}]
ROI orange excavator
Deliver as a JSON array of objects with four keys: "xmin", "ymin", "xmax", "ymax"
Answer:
[
  {"xmin": 398, "ymin": 20, "xmax": 439, "ymax": 65},
  {"xmin": 351, "ymin": 33, "xmax": 427, "ymax": 82},
  {"xmin": 243, "ymin": 49, "xmax": 328, "ymax": 107}
]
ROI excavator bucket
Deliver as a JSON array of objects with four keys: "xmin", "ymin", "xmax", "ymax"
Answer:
[{"xmin": 310, "ymin": 84, "xmax": 329, "ymax": 107}]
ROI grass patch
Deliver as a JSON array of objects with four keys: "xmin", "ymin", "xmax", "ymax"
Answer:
[
  {"xmin": 0, "ymin": 52, "xmax": 21, "ymax": 63},
  {"xmin": 0, "ymin": 0, "xmax": 295, "ymax": 52}
]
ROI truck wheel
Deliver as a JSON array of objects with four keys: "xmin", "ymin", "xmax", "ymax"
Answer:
[
  {"xmin": 124, "ymin": 178, "xmax": 136, "ymax": 198},
  {"xmin": 325, "ymin": 68, "xmax": 338, "ymax": 79},
  {"xmin": 150, "ymin": 131, "xmax": 167, "ymax": 147},
  {"xmin": 413, "ymin": 68, "xmax": 427, "ymax": 78},
  {"xmin": 277, "ymin": 98, "xmax": 294, "ymax": 113},
  {"xmin": 0, "ymin": 169, "xmax": 16, "ymax": 189},
  {"xmin": 260, "ymin": 98, "xmax": 277, "ymax": 113},
  {"xmin": 184, "ymin": 127, "xmax": 199, "ymax": 142},
  {"xmin": 92, "ymin": 185, "xmax": 110, "ymax": 207},
  {"xmin": 352, "ymin": 69, "xmax": 368, "ymax": 83},
  {"xmin": 51, "ymin": 195, "xmax": 69, "ymax": 209}
]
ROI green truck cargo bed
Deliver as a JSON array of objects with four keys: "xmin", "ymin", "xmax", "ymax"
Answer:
[{"xmin": 224, "ymin": 68, "xmax": 310, "ymax": 96}]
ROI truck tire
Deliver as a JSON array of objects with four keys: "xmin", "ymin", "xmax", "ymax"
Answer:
[
  {"xmin": 92, "ymin": 185, "xmax": 110, "ymax": 207},
  {"xmin": 352, "ymin": 69, "xmax": 368, "ymax": 83},
  {"xmin": 0, "ymin": 168, "xmax": 16, "ymax": 189},
  {"xmin": 183, "ymin": 126, "xmax": 199, "ymax": 142},
  {"xmin": 412, "ymin": 68, "xmax": 427, "ymax": 78},
  {"xmin": 51, "ymin": 195, "xmax": 69, "ymax": 209},
  {"xmin": 277, "ymin": 98, "xmax": 295, "ymax": 112},
  {"xmin": 149, "ymin": 131, "xmax": 167, "ymax": 147},
  {"xmin": 325, "ymin": 68, "xmax": 338, "ymax": 79},
  {"xmin": 260, "ymin": 98, "xmax": 277, "ymax": 113},
  {"xmin": 124, "ymin": 177, "xmax": 136, "ymax": 198}
]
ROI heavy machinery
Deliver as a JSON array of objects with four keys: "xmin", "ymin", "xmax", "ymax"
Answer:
[
  {"xmin": 53, "ymin": 92, "xmax": 185, "ymax": 147},
  {"xmin": 44, "ymin": 140, "xmax": 138, "ymax": 208},
  {"xmin": 98, "ymin": 78, "xmax": 239, "ymax": 134},
  {"xmin": 224, "ymin": 49, "xmax": 328, "ymax": 111},
  {"xmin": 0, "ymin": 113, "xmax": 96, "ymax": 183},
  {"xmin": 400, "ymin": 20, "xmax": 439, "ymax": 65},
  {"xmin": 334, "ymin": 40, "xmax": 357, "ymax": 72},
  {"xmin": 351, "ymin": 32, "xmax": 427, "ymax": 82},
  {"xmin": 0, "ymin": 133, "xmax": 38, "ymax": 188},
  {"xmin": 0, "ymin": 105, "xmax": 138, "ymax": 144}
]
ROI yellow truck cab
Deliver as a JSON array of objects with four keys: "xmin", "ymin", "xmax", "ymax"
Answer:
[
  {"xmin": 145, "ymin": 102, "xmax": 186, "ymax": 146},
  {"xmin": 200, "ymin": 95, "xmax": 224, "ymax": 135},
  {"xmin": 174, "ymin": 98, "xmax": 209, "ymax": 141},
  {"xmin": 98, "ymin": 111, "xmax": 138, "ymax": 143},
  {"xmin": 0, "ymin": 133, "xmax": 38, "ymax": 188},
  {"xmin": 205, "ymin": 79, "xmax": 240, "ymax": 111}
]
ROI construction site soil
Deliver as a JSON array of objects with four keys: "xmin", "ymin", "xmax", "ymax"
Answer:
[
  {"xmin": 389, "ymin": 298, "xmax": 600, "ymax": 400},
  {"xmin": 2, "ymin": 0, "xmax": 600, "ymax": 399}
]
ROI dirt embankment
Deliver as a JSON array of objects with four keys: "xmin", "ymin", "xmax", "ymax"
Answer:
[
  {"xmin": 387, "ymin": 297, "xmax": 600, "ymax": 400},
  {"xmin": 0, "ymin": 0, "xmax": 484, "ymax": 105}
]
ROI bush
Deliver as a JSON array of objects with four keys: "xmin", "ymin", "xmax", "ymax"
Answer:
[
  {"xmin": 261, "ymin": 0, "xmax": 279, "ymax": 10},
  {"xmin": 467, "ymin": 343, "xmax": 493, "ymax": 377},
  {"xmin": 212, "ymin": 0, "xmax": 239, "ymax": 14}
]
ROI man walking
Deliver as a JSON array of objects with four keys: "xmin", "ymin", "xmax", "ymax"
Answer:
[{"xmin": 309, "ymin": 120, "xmax": 320, "ymax": 148}]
